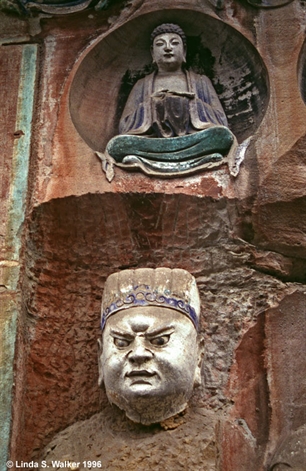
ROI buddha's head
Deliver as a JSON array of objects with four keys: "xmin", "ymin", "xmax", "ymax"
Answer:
[
  {"xmin": 98, "ymin": 267, "xmax": 204, "ymax": 425},
  {"xmin": 150, "ymin": 23, "xmax": 187, "ymax": 73}
]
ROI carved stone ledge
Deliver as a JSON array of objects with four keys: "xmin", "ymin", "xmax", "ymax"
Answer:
[
  {"xmin": 0, "ymin": 0, "xmax": 296, "ymax": 17},
  {"xmin": 0, "ymin": 0, "xmax": 123, "ymax": 16}
]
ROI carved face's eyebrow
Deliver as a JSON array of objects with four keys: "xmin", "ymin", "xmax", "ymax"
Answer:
[
  {"xmin": 109, "ymin": 328, "xmax": 134, "ymax": 340},
  {"xmin": 146, "ymin": 325, "xmax": 175, "ymax": 338}
]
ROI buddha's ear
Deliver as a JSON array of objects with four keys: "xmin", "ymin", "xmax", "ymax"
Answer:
[
  {"xmin": 194, "ymin": 334, "xmax": 205, "ymax": 388},
  {"xmin": 150, "ymin": 46, "xmax": 156, "ymax": 65},
  {"xmin": 97, "ymin": 338, "xmax": 104, "ymax": 387}
]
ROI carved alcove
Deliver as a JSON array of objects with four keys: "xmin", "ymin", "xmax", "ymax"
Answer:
[
  {"xmin": 11, "ymin": 6, "xmax": 275, "ymax": 464},
  {"xmin": 2, "ymin": 2, "xmax": 305, "ymax": 468},
  {"xmin": 11, "ymin": 3, "xmax": 292, "ymax": 468},
  {"xmin": 69, "ymin": 8, "xmax": 269, "ymax": 151},
  {"xmin": 6, "ymin": 0, "xmax": 306, "ymax": 469}
]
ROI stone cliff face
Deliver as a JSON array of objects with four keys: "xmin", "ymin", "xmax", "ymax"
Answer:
[{"xmin": 1, "ymin": 0, "xmax": 306, "ymax": 470}]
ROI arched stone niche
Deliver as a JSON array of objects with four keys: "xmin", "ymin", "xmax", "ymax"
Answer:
[
  {"xmin": 69, "ymin": 8, "xmax": 269, "ymax": 152},
  {"xmin": 17, "ymin": 190, "xmax": 293, "ymax": 463},
  {"xmin": 298, "ymin": 38, "xmax": 306, "ymax": 105}
]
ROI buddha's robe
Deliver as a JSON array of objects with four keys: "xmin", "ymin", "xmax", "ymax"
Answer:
[
  {"xmin": 105, "ymin": 70, "xmax": 234, "ymax": 176},
  {"xmin": 119, "ymin": 70, "xmax": 228, "ymax": 136}
]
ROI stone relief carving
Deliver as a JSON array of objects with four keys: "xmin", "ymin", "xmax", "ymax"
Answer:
[
  {"xmin": 69, "ymin": 9, "xmax": 269, "ymax": 164},
  {"xmin": 0, "ymin": 0, "xmax": 294, "ymax": 16},
  {"xmin": 0, "ymin": 0, "xmax": 113, "ymax": 15},
  {"xmin": 245, "ymin": 0, "xmax": 293, "ymax": 7},
  {"xmin": 38, "ymin": 267, "xmax": 223, "ymax": 468},
  {"xmin": 98, "ymin": 267, "xmax": 204, "ymax": 425},
  {"xmin": 97, "ymin": 23, "xmax": 251, "ymax": 180}
]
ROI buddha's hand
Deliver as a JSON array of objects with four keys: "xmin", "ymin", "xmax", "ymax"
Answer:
[
  {"xmin": 151, "ymin": 89, "xmax": 195, "ymax": 99},
  {"xmin": 151, "ymin": 89, "xmax": 170, "ymax": 99}
]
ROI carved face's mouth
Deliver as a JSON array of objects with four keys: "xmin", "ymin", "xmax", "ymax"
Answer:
[
  {"xmin": 126, "ymin": 370, "xmax": 156, "ymax": 377},
  {"xmin": 125, "ymin": 370, "xmax": 157, "ymax": 384}
]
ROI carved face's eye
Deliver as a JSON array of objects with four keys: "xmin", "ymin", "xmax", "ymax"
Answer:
[
  {"xmin": 150, "ymin": 335, "xmax": 170, "ymax": 346},
  {"xmin": 114, "ymin": 338, "xmax": 131, "ymax": 348}
]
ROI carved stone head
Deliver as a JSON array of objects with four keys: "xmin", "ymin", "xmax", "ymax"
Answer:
[
  {"xmin": 98, "ymin": 268, "xmax": 204, "ymax": 425},
  {"xmin": 150, "ymin": 23, "xmax": 187, "ymax": 72},
  {"xmin": 150, "ymin": 24, "xmax": 187, "ymax": 49}
]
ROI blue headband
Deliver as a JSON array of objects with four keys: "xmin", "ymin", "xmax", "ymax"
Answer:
[{"xmin": 101, "ymin": 284, "xmax": 199, "ymax": 331}]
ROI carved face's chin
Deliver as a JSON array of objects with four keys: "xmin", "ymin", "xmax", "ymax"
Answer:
[
  {"xmin": 113, "ymin": 392, "xmax": 190, "ymax": 425},
  {"xmin": 157, "ymin": 59, "xmax": 183, "ymax": 72}
]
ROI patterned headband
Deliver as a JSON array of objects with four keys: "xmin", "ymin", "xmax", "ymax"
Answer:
[
  {"xmin": 101, "ymin": 268, "xmax": 200, "ymax": 331},
  {"xmin": 101, "ymin": 283, "xmax": 199, "ymax": 330}
]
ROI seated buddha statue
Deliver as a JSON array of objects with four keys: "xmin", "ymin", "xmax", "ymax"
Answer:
[{"xmin": 102, "ymin": 23, "xmax": 242, "ymax": 178}]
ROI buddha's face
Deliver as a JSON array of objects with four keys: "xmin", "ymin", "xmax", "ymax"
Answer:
[
  {"xmin": 151, "ymin": 33, "xmax": 186, "ymax": 72},
  {"xmin": 98, "ymin": 306, "xmax": 203, "ymax": 424}
]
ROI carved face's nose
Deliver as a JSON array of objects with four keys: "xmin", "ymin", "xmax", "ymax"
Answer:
[{"xmin": 127, "ymin": 339, "xmax": 154, "ymax": 364}]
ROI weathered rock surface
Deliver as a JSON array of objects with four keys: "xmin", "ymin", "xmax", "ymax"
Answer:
[
  {"xmin": 2, "ymin": 0, "xmax": 306, "ymax": 470},
  {"xmin": 40, "ymin": 405, "xmax": 218, "ymax": 471}
]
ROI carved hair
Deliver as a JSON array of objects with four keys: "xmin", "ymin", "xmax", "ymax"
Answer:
[{"xmin": 151, "ymin": 23, "xmax": 187, "ymax": 49}]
